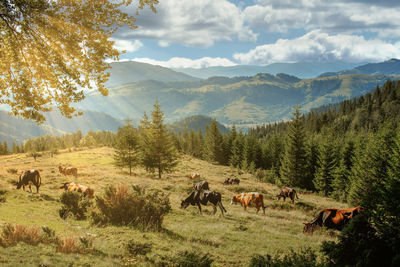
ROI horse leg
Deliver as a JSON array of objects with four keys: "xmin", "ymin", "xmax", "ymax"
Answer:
[
  {"xmin": 212, "ymin": 204, "xmax": 217, "ymax": 215},
  {"xmin": 197, "ymin": 203, "xmax": 202, "ymax": 213}
]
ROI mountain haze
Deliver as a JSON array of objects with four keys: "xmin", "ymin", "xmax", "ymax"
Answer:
[
  {"xmin": 320, "ymin": 58, "xmax": 400, "ymax": 77},
  {"xmin": 77, "ymin": 73, "xmax": 396, "ymax": 126},
  {"xmin": 106, "ymin": 61, "xmax": 200, "ymax": 87},
  {"xmin": 173, "ymin": 61, "xmax": 361, "ymax": 79},
  {"xmin": 0, "ymin": 110, "xmax": 123, "ymax": 145}
]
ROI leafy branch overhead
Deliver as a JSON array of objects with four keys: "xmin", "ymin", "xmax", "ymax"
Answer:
[{"xmin": 0, "ymin": 0, "xmax": 158, "ymax": 122}]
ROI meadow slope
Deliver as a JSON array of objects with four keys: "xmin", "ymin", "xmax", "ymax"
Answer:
[{"xmin": 0, "ymin": 147, "xmax": 348, "ymax": 266}]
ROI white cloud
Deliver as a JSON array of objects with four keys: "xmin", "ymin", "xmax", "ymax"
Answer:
[
  {"xmin": 233, "ymin": 30, "xmax": 400, "ymax": 65},
  {"xmin": 111, "ymin": 39, "xmax": 143, "ymax": 52},
  {"xmin": 115, "ymin": 0, "xmax": 257, "ymax": 47},
  {"xmin": 158, "ymin": 41, "xmax": 170, "ymax": 47},
  {"xmin": 245, "ymin": 0, "xmax": 400, "ymax": 37},
  {"xmin": 131, "ymin": 57, "xmax": 237, "ymax": 69}
]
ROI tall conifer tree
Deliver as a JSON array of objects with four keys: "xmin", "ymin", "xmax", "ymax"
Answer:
[
  {"xmin": 279, "ymin": 106, "xmax": 308, "ymax": 188},
  {"xmin": 114, "ymin": 120, "xmax": 139, "ymax": 175},
  {"xmin": 139, "ymin": 101, "xmax": 178, "ymax": 179},
  {"xmin": 204, "ymin": 119, "xmax": 223, "ymax": 164}
]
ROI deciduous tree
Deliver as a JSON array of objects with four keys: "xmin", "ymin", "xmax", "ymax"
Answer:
[{"xmin": 0, "ymin": 0, "xmax": 158, "ymax": 122}]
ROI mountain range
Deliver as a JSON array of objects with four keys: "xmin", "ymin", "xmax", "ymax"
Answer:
[
  {"xmin": 2, "ymin": 59, "xmax": 400, "ymax": 145},
  {"xmin": 173, "ymin": 61, "xmax": 362, "ymax": 79},
  {"xmin": 77, "ymin": 72, "xmax": 396, "ymax": 126}
]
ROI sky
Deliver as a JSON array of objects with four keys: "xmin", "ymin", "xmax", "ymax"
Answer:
[{"xmin": 109, "ymin": 0, "xmax": 400, "ymax": 69}]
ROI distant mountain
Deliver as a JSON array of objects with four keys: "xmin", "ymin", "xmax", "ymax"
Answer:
[
  {"xmin": 320, "ymin": 58, "xmax": 400, "ymax": 77},
  {"xmin": 106, "ymin": 61, "xmax": 201, "ymax": 87},
  {"xmin": 0, "ymin": 109, "xmax": 123, "ymax": 145},
  {"xmin": 173, "ymin": 61, "xmax": 362, "ymax": 79},
  {"xmin": 76, "ymin": 72, "xmax": 397, "ymax": 126},
  {"xmin": 0, "ymin": 110, "xmax": 64, "ymax": 145},
  {"xmin": 43, "ymin": 110, "xmax": 123, "ymax": 134},
  {"xmin": 169, "ymin": 115, "xmax": 228, "ymax": 134}
]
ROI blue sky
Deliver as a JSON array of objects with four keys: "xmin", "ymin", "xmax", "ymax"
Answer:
[{"xmin": 109, "ymin": 0, "xmax": 400, "ymax": 68}]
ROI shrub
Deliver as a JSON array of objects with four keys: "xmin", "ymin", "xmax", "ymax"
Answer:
[
  {"xmin": 59, "ymin": 191, "xmax": 92, "ymax": 220},
  {"xmin": 172, "ymin": 250, "xmax": 213, "ymax": 267},
  {"xmin": 249, "ymin": 247, "xmax": 324, "ymax": 267},
  {"xmin": 0, "ymin": 224, "xmax": 46, "ymax": 247},
  {"xmin": 126, "ymin": 240, "xmax": 152, "ymax": 256},
  {"xmin": 90, "ymin": 184, "xmax": 171, "ymax": 230},
  {"xmin": 57, "ymin": 237, "xmax": 78, "ymax": 254}
]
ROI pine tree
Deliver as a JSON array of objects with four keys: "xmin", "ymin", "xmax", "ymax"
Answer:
[
  {"xmin": 230, "ymin": 131, "xmax": 244, "ymax": 168},
  {"xmin": 279, "ymin": 106, "xmax": 308, "ymax": 188},
  {"xmin": 2, "ymin": 141, "xmax": 9, "ymax": 155},
  {"xmin": 348, "ymin": 126, "xmax": 395, "ymax": 206},
  {"xmin": 305, "ymin": 137, "xmax": 319, "ymax": 190},
  {"xmin": 204, "ymin": 119, "xmax": 223, "ymax": 164},
  {"xmin": 140, "ymin": 101, "xmax": 179, "ymax": 179},
  {"xmin": 313, "ymin": 137, "xmax": 337, "ymax": 196},
  {"xmin": 331, "ymin": 140, "xmax": 355, "ymax": 201},
  {"xmin": 114, "ymin": 120, "xmax": 139, "ymax": 175}
]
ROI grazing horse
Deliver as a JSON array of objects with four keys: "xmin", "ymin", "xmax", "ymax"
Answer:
[
  {"xmin": 224, "ymin": 177, "xmax": 240, "ymax": 185},
  {"xmin": 60, "ymin": 182, "xmax": 94, "ymax": 199},
  {"xmin": 276, "ymin": 186, "xmax": 299, "ymax": 203},
  {"xmin": 17, "ymin": 169, "xmax": 42, "ymax": 193},
  {"xmin": 230, "ymin": 192, "xmax": 266, "ymax": 214},
  {"xmin": 303, "ymin": 206, "xmax": 363, "ymax": 234},
  {"xmin": 181, "ymin": 190, "xmax": 227, "ymax": 216},
  {"xmin": 58, "ymin": 166, "xmax": 78, "ymax": 177},
  {"xmin": 193, "ymin": 180, "xmax": 209, "ymax": 192}
]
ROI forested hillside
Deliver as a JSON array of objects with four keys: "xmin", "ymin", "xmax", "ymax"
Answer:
[{"xmin": 79, "ymin": 73, "xmax": 396, "ymax": 125}]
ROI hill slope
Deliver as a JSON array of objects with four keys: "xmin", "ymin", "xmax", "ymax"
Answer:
[
  {"xmin": 320, "ymin": 58, "xmax": 400, "ymax": 77},
  {"xmin": 0, "ymin": 147, "xmax": 347, "ymax": 266},
  {"xmin": 106, "ymin": 61, "xmax": 201, "ymax": 87},
  {"xmin": 174, "ymin": 61, "xmax": 361, "ymax": 79},
  {"xmin": 78, "ymin": 73, "xmax": 397, "ymax": 125},
  {"xmin": 169, "ymin": 115, "xmax": 228, "ymax": 134},
  {"xmin": 0, "ymin": 110, "xmax": 123, "ymax": 145}
]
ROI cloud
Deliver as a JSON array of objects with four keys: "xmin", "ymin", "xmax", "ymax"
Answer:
[
  {"xmin": 111, "ymin": 39, "xmax": 143, "ymax": 52},
  {"xmin": 245, "ymin": 0, "xmax": 400, "ymax": 37},
  {"xmin": 131, "ymin": 57, "xmax": 237, "ymax": 69},
  {"xmin": 114, "ymin": 0, "xmax": 257, "ymax": 47},
  {"xmin": 233, "ymin": 30, "xmax": 400, "ymax": 65}
]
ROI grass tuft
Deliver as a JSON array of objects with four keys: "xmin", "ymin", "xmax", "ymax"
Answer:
[
  {"xmin": 172, "ymin": 250, "xmax": 213, "ymax": 267},
  {"xmin": 6, "ymin": 168, "xmax": 18, "ymax": 174},
  {"xmin": 125, "ymin": 240, "xmax": 152, "ymax": 256}
]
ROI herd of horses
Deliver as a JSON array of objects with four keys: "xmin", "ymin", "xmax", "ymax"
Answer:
[
  {"xmin": 15, "ymin": 165, "xmax": 94, "ymax": 198},
  {"xmin": 181, "ymin": 179, "xmax": 362, "ymax": 234},
  {"xmin": 14, "ymin": 167, "xmax": 361, "ymax": 234}
]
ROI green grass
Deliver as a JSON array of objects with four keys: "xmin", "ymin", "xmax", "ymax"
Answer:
[{"xmin": 0, "ymin": 147, "xmax": 349, "ymax": 266}]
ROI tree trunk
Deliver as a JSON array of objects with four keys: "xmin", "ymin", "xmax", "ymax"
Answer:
[{"xmin": 158, "ymin": 167, "xmax": 161, "ymax": 179}]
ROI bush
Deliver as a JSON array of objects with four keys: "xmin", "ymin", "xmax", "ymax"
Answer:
[
  {"xmin": 59, "ymin": 191, "xmax": 92, "ymax": 220},
  {"xmin": 56, "ymin": 236, "xmax": 96, "ymax": 254},
  {"xmin": 90, "ymin": 184, "xmax": 171, "ymax": 230},
  {"xmin": 249, "ymin": 247, "xmax": 324, "ymax": 267},
  {"xmin": 126, "ymin": 240, "xmax": 152, "ymax": 256},
  {"xmin": 0, "ymin": 224, "xmax": 57, "ymax": 247},
  {"xmin": 172, "ymin": 250, "xmax": 213, "ymax": 267}
]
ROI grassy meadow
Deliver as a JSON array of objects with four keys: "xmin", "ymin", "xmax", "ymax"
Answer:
[{"xmin": 0, "ymin": 147, "xmax": 348, "ymax": 266}]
